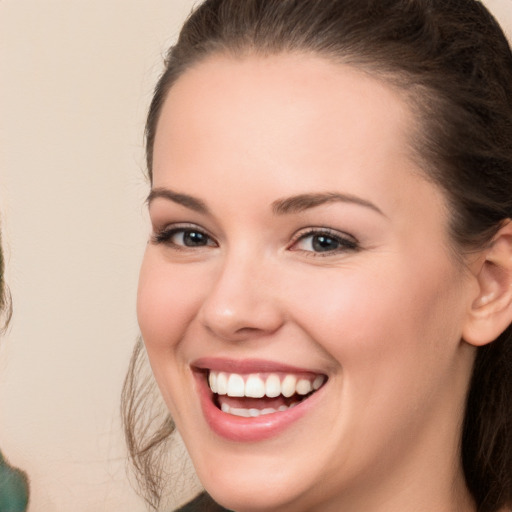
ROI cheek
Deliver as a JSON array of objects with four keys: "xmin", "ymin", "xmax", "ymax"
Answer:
[
  {"xmin": 136, "ymin": 251, "xmax": 210, "ymax": 421},
  {"xmin": 287, "ymin": 252, "xmax": 465, "ymax": 383},
  {"xmin": 137, "ymin": 250, "xmax": 205, "ymax": 352},
  {"xmin": 284, "ymin": 255, "xmax": 468, "ymax": 465}
]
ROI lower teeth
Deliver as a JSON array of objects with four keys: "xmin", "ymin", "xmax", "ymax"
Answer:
[{"xmin": 220, "ymin": 402, "xmax": 298, "ymax": 417}]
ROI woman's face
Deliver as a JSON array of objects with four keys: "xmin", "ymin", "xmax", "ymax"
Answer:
[{"xmin": 138, "ymin": 54, "xmax": 477, "ymax": 511}]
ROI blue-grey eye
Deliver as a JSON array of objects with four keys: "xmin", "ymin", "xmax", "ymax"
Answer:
[
  {"xmin": 153, "ymin": 225, "xmax": 217, "ymax": 247},
  {"xmin": 311, "ymin": 234, "xmax": 340, "ymax": 252},
  {"xmin": 178, "ymin": 230, "xmax": 210, "ymax": 247},
  {"xmin": 292, "ymin": 230, "xmax": 357, "ymax": 254}
]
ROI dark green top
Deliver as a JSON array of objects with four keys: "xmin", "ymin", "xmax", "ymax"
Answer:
[
  {"xmin": 0, "ymin": 450, "xmax": 29, "ymax": 512},
  {"xmin": 175, "ymin": 492, "xmax": 231, "ymax": 511}
]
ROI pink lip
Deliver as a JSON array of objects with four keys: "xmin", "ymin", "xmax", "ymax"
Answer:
[
  {"xmin": 193, "ymin": 357, "xmax": 323, "ymax": 375},
  {"xmin": 192, "ymin": 358, "xmax": 327, "ymax": 442}
]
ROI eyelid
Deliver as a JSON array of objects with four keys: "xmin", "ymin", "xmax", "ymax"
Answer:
[{"xmin": 290, "ymin": 226, "xmax": 358, "ymax": 243}]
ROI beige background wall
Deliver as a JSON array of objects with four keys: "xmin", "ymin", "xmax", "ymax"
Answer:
[
  {"xmin": 0, "ymin": 2, "xmax": 200, "ymax": 511},
  {"xmin": 0, "ymin": 1, "xmax": 510, "ymax": 511}
]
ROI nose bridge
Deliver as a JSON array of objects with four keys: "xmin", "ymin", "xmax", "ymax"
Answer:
[{"xmin": 199, "ymin": 244, "xmax": 283, "ymax": 340}]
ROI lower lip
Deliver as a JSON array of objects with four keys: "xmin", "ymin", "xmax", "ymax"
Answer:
[{"xmin": 194, "ymin": 372, "xmax": 324, "ymax": 442}]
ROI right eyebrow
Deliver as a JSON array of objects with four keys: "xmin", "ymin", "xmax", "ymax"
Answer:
[
  {"xmin": 147, "ymin": 187, "xmax": 210, "ymax": 215},
  {"xmin": 272, "ymin": 192, "xmax": 385, "ymax": 217}
]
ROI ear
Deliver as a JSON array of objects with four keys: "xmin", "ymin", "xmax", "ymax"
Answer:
[{"xmin": 462, "ymin": 219, "xmax": 512, "ymax": 346}]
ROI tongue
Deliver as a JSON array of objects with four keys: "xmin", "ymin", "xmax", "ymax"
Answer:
[{"xmin": 216, "ymin": 394, "xmax": 299, "ymax": 410}]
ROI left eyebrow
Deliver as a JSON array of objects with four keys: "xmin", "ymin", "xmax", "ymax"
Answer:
[
  {"xmin": 146, "ymin": 187, "xmax": 210, "ymax": 214},
  {"xmin": 272, "ymin": 192, "xmax": 385, "ymax": 217}
]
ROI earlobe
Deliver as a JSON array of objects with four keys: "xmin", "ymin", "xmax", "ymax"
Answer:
[{"xmin": 462, "ymin": 219, "xmax": 512, "ymax": 347}]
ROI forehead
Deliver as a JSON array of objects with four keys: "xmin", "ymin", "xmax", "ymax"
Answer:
[
  {"xmin": 158, "ymin": 53, "xmax": 415, "ymax": 139},
  {"xmin": 154, "ymin": 53, "xmax": 422, "ymax": 196}
]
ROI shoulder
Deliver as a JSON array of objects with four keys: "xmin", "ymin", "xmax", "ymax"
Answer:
[{"xmin": 174, "ymin": 492, "xmax": 231, "ymax": 512}]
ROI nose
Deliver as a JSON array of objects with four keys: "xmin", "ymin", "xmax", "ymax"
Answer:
[{"xmin": 198, "ymin": 253, "xmax": 285, "ymax": 342}]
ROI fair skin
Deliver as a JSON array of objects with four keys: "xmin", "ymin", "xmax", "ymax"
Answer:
[{"xmin": 138, "ymin": 54, "xmax": 510, "ymax": 512}]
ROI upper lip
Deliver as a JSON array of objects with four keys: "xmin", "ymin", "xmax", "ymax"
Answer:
[{"xmin": 192, "ymin": 357, "xmax": 326, "ymax": 376}]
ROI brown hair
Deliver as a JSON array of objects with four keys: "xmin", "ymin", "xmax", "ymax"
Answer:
[
  {"xmin": 0, "ymin": 222, "xmax": 12, "ymax": 333},
  {"xmin": 122, "ymin": 1, "xmax": 512, "ymax": 510}
]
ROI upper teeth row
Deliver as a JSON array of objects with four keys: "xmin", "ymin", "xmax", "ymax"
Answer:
[{"xmin": 208, "ymin": 371, "xmax": 325, "ymax": 398}]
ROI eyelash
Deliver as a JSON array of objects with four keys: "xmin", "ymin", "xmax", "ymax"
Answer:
[{"xmin": 152, "ymin": 225, "xmax": 359, "ymax": 256}]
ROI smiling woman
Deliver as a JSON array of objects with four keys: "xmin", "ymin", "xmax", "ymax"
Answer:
[{"xmin": 122, "ymin": 1, "xmax": 512, "ymax": 511}]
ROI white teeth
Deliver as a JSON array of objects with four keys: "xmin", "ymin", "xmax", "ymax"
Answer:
[
  {"xmin": 219, "ymin": 404, "xmax": 287, "ymax": 417},
  {"xmin": 296, "ymin": 378, "xmax": 312, "ymax": 395},
  {"xmin": 208, "ymin": 371, "xmax": 326, "ymax": 398},
  {"xmin": 265, "ymin": 374, "xmax": 281, "ymax": 398},
  {"xmin": 281, "ymin": 375, "xmax": 297, "ymax": 397},
  {"xmin": 313, "ymin": 375, "xmax": 325, "ymax": 390},
  {"xmin": 231, "ymin": 407, "xmax": 251, "ymax": 417},
  {"xmin": 208, "ymin": 372, "xmax": 217, "ymax": 392},
  {"xmin": 245, "ymin": 375, "xmax": 266, "ymax": 398},
  {"xmin": 217, "ymin": 372, "xmax": 228, "ymax": 395},
  {"xmin": 227, "ymin": 373, "xmax": 245, "ymax": 397}
]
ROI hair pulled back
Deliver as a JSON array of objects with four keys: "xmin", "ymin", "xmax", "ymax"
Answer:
[
  {"xmin": 0, "ymin": 225, "xmax": 12, "ymax": 333},
  {"xmin": 123, "ymin": 1, "xmax": 512, "ymax": 510}
]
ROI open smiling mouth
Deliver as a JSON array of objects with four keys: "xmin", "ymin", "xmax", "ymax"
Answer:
[{"xmin": 207, "ymin": 371, "xmax": 327, "ymax": 418}]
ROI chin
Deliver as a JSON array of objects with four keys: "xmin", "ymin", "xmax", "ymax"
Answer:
[
  {"xmin": 184, "ymin": 434, "xmax": 332, "ymax": 512},
  {"xmin": 204, "ymin": 478, "xmax": 305, "ymax": 512}
]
